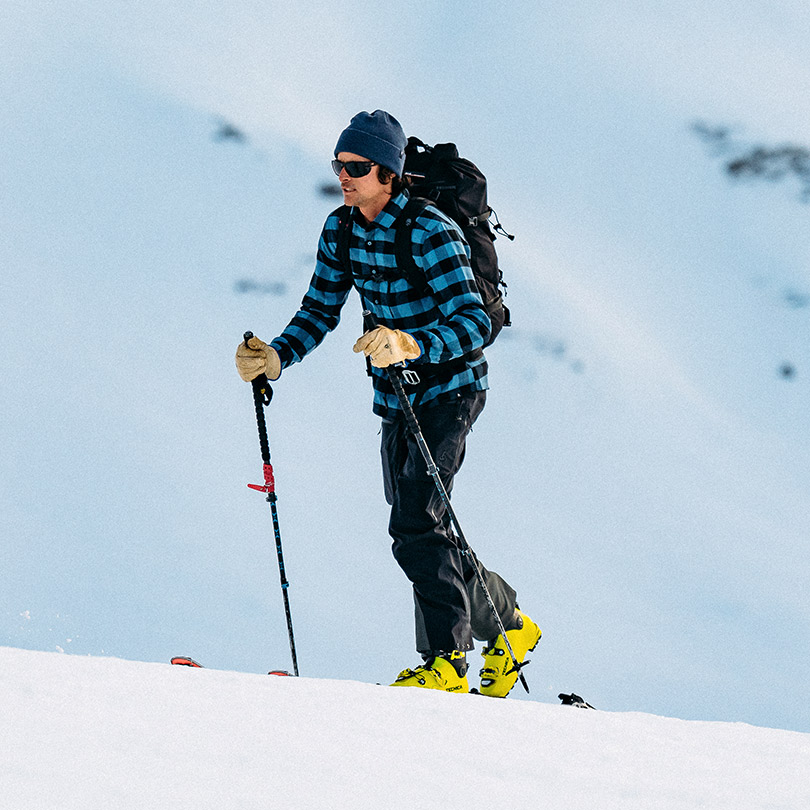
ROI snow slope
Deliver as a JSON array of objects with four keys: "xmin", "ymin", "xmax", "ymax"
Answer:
[{"xmin": 3, "ymin": 646, "xmax": 809, "ymax": 810}]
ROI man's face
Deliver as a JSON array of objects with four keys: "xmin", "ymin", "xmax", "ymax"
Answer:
[{"xmin": 336, "ymin": 151, "xmax": 391, "ymax": 215}]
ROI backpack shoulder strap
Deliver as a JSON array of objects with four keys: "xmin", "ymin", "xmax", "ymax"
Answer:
[
  {"xmin": 334, "ymin": 204, "xmax": 353, "ymax": 271},
  {"xmin": 394, "ymin": 196, "xmax": 431, "ymax": 294}
]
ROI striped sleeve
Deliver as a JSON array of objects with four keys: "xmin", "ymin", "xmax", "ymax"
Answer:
[
  {"xmin": 409, "ymin": 210, "xmax": 492, "ymax": 364},
  {"xmin": 270, "ymin": 215, "xmax": 354, "ymax": 369}
]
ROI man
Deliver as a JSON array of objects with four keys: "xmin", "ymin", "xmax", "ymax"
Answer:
[{"xmin": 235, "ymin": 110, "xmax": 540, "ymax": 695}]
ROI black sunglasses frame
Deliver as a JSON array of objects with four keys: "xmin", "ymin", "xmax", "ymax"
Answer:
[{"xmin": 331, "ymin": 159, "xmax": 377, "ymax": 178}]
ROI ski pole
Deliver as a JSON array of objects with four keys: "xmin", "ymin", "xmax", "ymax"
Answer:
[
  {"xmin": 243, "ymin": 331, "xmax": 299, "ymax": 677},
  {"xmin": 361, "ymin": 312, "xmax": 530, "ymax": 693}
]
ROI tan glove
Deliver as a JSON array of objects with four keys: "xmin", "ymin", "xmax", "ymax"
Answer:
[
  {"xmin": 235, "ymin": 335, "xmax": 281, "ymax": 382},
  {"xmin": 353, "ymin": 326, "xmax": 421, "ymax": 368}
]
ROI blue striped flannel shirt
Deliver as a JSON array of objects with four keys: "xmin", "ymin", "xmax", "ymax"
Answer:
[{"xmin": 270, "ymin": 191, "xmax": 491, "ymax": 419}]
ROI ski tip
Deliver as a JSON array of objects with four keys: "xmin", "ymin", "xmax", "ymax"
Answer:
[
  {"xmin": 171, "ymin": 658, "xmax": 293, "ymax": 675},
  {"xmin": 171, "ymin": 656, "xmax": 203, "ymax": 668}
]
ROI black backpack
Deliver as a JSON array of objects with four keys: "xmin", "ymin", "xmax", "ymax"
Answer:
[
  {"xmin": 336, "ymin": 136, "xmax": 512, "ymax": 347},
  {"xmin": 397, "ymin": 137, "xmax": 512, "ymax": 346}
]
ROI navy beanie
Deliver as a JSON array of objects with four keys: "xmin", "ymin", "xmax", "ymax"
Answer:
[{"xmin": 334, "ymin": 110, "xmax": 407, "ymax": 176}]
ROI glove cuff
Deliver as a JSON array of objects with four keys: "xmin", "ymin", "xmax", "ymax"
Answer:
[
  {"xmin": 266, "ymin": 348, "xmax": 281, "ymax": 380},
  {"xmin": 396, "ymin": 330, "xmax": 421, "ymax": 360}
]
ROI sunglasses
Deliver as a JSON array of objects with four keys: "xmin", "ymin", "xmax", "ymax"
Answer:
[{"xmin": 331, "ymin": 159, "xmax": 376, "ymax": 178}]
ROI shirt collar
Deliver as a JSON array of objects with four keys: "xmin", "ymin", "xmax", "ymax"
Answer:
[{"xmin": 355, "ymin": 191, "xmax": 409, "ymax": 231}]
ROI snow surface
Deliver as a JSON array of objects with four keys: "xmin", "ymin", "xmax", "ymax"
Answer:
[{"xmin": 3, "ymin": 646, "xmax": 809, "ymax": 810}]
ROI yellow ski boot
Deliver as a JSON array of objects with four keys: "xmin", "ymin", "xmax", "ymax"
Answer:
[
  {"xmin": 478, "ymin": 610, "xmax": 542, "ymax": 698},
  {"xmin": 390, "ymin": 651, "xmax": 469, "ymax": 693}
]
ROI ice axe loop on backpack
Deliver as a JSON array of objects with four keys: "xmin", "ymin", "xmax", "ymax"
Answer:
[
  {"xmin": 360, "ymin": 311, "xmax": 531, "ymax": 694},
  {"xmin": 243, "ymin": 331, "xmax": 299, "ymax": 677}
]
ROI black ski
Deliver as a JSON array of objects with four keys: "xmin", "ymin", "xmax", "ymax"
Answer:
[{"xmin": 559, "ymin": 692, "xmax": 596, "ymax": 709}]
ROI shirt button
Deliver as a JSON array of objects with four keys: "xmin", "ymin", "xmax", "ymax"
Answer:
[{"xmin": 367, "ymin": 241, "xmax": 373, "ymax": 247}]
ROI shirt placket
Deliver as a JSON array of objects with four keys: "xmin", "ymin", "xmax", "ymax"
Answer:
[{"xmin": 356, "ymin": 225, "xmax": 385, "ymax": 310}]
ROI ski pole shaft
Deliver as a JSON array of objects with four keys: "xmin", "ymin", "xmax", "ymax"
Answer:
[
  {"xmin": 269, "ymin": 492, "xmax": 298, "ymax": 677},
  {"xmin": 244, "ymin": 332, "xmax": 299, "ymax": 677},
  {"xmin": 361, "ymin": 312, "xmax": 529, "ymax": 693}
]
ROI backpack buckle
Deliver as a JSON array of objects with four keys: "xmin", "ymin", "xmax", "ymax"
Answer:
[{"xmin": 401, "ymin": 369, "xmax": 421, "ymax": 385}]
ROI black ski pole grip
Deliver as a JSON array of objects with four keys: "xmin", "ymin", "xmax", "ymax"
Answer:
[
  {"xmin": 362, "ymin": 310, "xmax": 378, "ymax": 332},
  {"xmin": 243, "ymin": 331, "xmax": 272, "ymax": 404}
]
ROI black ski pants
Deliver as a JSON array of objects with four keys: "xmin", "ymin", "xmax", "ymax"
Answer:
[{"xmin": 380, "ymin": 389, "xmax": 517, "ymax": 656}]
